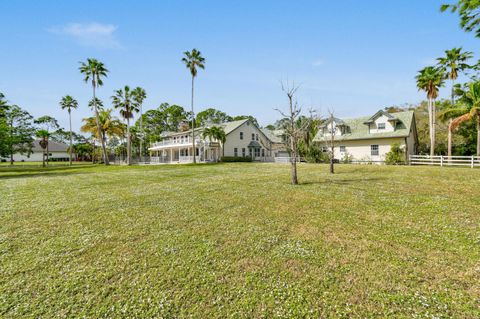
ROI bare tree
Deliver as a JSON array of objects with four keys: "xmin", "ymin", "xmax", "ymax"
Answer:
[
  {"xmin": 275, "ymin": 81, "xmax": 306, "ymax": 185},
  {"xmin": 322, "ymin": 110, "xmax": 340, "ymax": 174}
]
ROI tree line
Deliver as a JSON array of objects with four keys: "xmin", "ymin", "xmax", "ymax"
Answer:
[{"xmin": 415, "ymin": 0, "xmax": 480, "ymax": 157}]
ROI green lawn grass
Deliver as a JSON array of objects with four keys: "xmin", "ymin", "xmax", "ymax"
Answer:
[{"xmin": 1, "ymin": 163, "xmax": 479, "ymax": 318}]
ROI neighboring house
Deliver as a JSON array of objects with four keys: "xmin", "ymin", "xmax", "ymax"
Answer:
[
  {"xmin": 261, "ymin": 128, "xmax": 289, "ymax": 157},
  {"xmin": 2, "ymin": 139, "xmax": 71, "ymax": 162},
  {"xmin": 313, "ymin": 110, "xmax": 418, "ymax": 163},
  {"xmin": 148, "ymin": 119, "xmax": 277, "ymax": 163}
]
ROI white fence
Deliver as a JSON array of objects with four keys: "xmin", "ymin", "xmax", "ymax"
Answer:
[
  {"xmin": 410, "ymin": 155, "xmax": 480, "ymax": 168},
  {"xmin": 274, "ymin": 157, "xmax": 303, "ymax": 163}
]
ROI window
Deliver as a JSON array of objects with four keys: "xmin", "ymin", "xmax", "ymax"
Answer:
[
  {"xmin": 234, "ymin": 148, "xmax": 238, "ymax": 157},
  {"xmin": 261, "ymin": 149, "xmax": 265, "ymax": 157},
  {"xmin": 340, "ymin": 145, "xmax": 346, "ymax": 153},
  {"xmin": 242, "ymin": 148, "xmax": 246, "ymax": 157},
  {"xmin": 371, "ymin": 145, "xmax": 379, "ymax": 156},
  {"xmin": 256, "ymin": 134, "xmax": 259, "ymax": 141},
  {"xmin": 240, "ymin": 132, "xmax": 244, "ymax": 140},
  {"xmin": 377, "ymin": 123, "xmax": 386, "ymax": 130},
  {"xmin": 251, "ymin": 133, "xmax": 255, "ymax": 141}
]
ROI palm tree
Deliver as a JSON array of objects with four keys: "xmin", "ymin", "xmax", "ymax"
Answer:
[
  {"xmin": 449, "ymin": 81, "xmax": 480, "ymax": 156},
  {"xmin": 111, "ymin": 86, "xmax": 139, "ymax": 165},
  {"xmin": 81, "ymin": 109, "xmax": 125, "ymax": 142},
  {"xmin": 59, "ymin": 95, "xmax": 78, "ymax": 165},
  {"xmin": 36, "ymin": 129, "xmax": 49, "ymax": 167},
  {"xmin": 202, "ymin": 126, "xmax": 226, "ymax": 161},
  {"xmin": 437, "ymin": 48, "xmax": 473, "ymax": 104},
  {"xmin": 182, "ymin": 49, "xmax": 205, "ymax": 163},
  {"xmin": 79, "ymin": 58, "xmax": 109, "ymax": 164},
  {"xmin": 88, "ymin": 97, "xmax": 104, "ymax": 111},
  {"xmin": 416, "ymin": 66, "xmax": 445, "ymax": 156},
  {"xmin": 132, "ymin": 87, "xmax": 147, "ymax": 158}
]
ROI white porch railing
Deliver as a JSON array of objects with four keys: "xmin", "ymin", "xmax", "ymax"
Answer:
[
  {"xmin": 410, "ymin": 155, "xmax": 480, "ymax": 168},
  {"xmin": 150, "ymin": 137, "xmax": 201, "ymax": 148}
]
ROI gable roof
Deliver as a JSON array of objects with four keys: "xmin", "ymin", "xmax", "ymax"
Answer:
[
  {"xmin": 32, "ymin": 139, "xmax": 69, "ymax": 152},
  {"xmin": 313, "ymin": 110, "xmax": 415, "ymax": 142},
  {"xmin": 260, "ymin": 128, "xmax": 284, "ymax": 143},
  {"xmin": 319, "ymin": 117, "xmax": 346, "ymax": 128},
  {"xmin": 363, "ymin": 110, "xmax": 399, "ymax": 124}
]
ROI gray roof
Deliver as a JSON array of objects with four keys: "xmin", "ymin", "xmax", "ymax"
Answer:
[
  {"xmin": 319, "ymin": 117, "xmax": 346, "ymax": 128},
  {"xmin": 363, "ymin": 110, "xmax": 399, "ymax": 124},
  {"xmin": 313, "ymin": 110, "xmax": 415, "ymax": 142},
  {"xmin": 261, "ymin": 128, "xmax": 284, "ymax": 143},
  {"xmin": 32, "ymin": 139, "xmax": 69, "ymax": 152},
  {"xmin": 162, "ymin": 119, "xmax": 249, "ymax": 138},
  {"xmin": 247, "ymin": 140, "xmax": 262, "ymax": 148}
]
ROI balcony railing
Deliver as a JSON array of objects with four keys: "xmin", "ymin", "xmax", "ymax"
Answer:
[{"xmin": 150, "ymin": 137, "xmax": 202, "ymax": 148}]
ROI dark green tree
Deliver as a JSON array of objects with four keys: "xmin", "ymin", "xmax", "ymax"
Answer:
[{"xmin": 3, "ymin": 105, "xmax": 35, "ymax": 164}]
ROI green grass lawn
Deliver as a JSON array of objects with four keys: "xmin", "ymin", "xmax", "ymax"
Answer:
[{"xmin": 1, "ymin": 163, "xmax": 479, "ymax": 318}]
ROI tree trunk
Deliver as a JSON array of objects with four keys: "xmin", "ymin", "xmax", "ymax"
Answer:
[
  {"xmin": 432, "ymin": 99, "xmax": 436, "ymax": 156},
  {"xmin": 427, "ymin": 98, "xmax": 434, "ymax": 157},
  {"xmin": 42, "ymin": 148, "xmax": 46, "ymax": 167},
  {"xmin": 139, "ymin": 103, "xmax": 143, "ymax": 161},
  {"xmin": 10, "ymin": 152, "xmax": 13, "ymax": 165},
  {"xmin": 477, "ymin": 118, "xmax": 480, "ymax": 157},
  {"xmin": 191, "ymin": 75, "xmax": 196, "ymax": 164},
  {"xmin": 92, "ymin": 139, "xmax": 95, "ymax": 164},
  {"xmin": 46, "ymin": 140, "xmax": 49, "ymax": 166},
  {"xmin": 290, "ymin": 139, "xmax": 298, "ymax": 185},
  {"xmin": 447, "ymin": 119, "xmax": 453, "ymax": 159},
  {"xmin": 92, "ymin": 82, "xmax": 109, "ymax": 165},
  {"xmin": 330, "ymin": 145, "xmax": 334, "ymax": 174},
  {"xmin": 451, "ymin": 79, "xmax": 455, "ymax": 105},
  {"xmin": 127, "ymin": 118, "xmax": 131, "ymax": 165},
  {"xmin": 69, "ymin": 109, "xmax": 73, "ymax": 166}
]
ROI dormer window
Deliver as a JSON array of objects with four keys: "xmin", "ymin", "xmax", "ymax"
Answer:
[{"xmin": 378, "ymin": 123, "xmax": 385, "ymax": 130}]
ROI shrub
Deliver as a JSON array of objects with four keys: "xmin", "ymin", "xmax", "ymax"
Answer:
[
  {"xmin": 385, "ymin": 143, "xmax": 405, "ymax": 165},
  {"xmin": 341, "ymin": 151, "xmax": 354, "ymax": 164},
  {"xmin": 221, "ymin": 156, "xmax": 252, "ymax": 162},
  {"xmin": 304, "ymin": 145, "xmax": 329, "ymax": 163}
]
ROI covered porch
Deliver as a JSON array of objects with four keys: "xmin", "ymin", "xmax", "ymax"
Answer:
[{"xmin": 148, "ymin": 143, "xmax": 221, "ymax": 164}]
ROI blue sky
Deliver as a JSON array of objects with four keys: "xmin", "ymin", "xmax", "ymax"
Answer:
[{"xmin": 1, "ymin": 0, "xmax": 478, "ymax": 132}]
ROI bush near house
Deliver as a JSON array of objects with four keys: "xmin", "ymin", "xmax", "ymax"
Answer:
[
  {"xmin": 221, "ymin": 156, "xmax": 252, "ymax": 162},
  {"xmin": 385, "ymin": 143, "xmax": 406, "ymax": 165}
]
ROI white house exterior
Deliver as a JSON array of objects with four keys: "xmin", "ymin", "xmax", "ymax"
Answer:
[
  {"xmin": 148, "ymin": 119, "xmax": 277, "ymax": 163},
  {"xmin": 314, "ymin": 110, "xmax": 418, "ymax": 163},
  {"xmin": 1, "ymin": 139, "xmax": 71, "ymax": 162}
]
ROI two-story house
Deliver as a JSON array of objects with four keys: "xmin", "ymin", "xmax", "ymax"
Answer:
[
  {"xmin": 148, "ymin": 119, "xmax": 277, "ymax": 163},
  {"xmin": 313, "ymin": 110, "xmax": 418, "ymax": 163}
]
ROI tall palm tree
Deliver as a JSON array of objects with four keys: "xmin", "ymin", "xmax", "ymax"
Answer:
[
  {"xmin": 449, "ymin": 81, "xmax": 480, "ymax": 156},
  {"xmin": 416, "ymin": 66, "xmax": 445, "ymax": 156},
  {"xmin": 132, "ymin": 87, "xmax": 147, "ymax": 158},
  {"xmin": 88, "ymin": 97, "xmax": 104, "ymax": 111},
  {"xmin": 59, "ymin": 95, "xmax": 78, "ymax": 165},
  {"xmin": 182, "ymin": 49, "xmax": 205, "ymax": 163},
  {"xmin": 111, "ymin": 86, "xmax": 139, "ymax": 165},
  {"xmin": 437, "ymin": 47, "xmax": 472, "ymax": 104},
  {"xmin": 79, "ymin": 58, "xmax": 109, "ymax": 164}
]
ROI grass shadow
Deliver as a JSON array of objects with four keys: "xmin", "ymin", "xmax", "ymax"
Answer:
[
  {"xmin": 299, "ymin": 176, "xmax": 387, "ymax": 186},
  {"xmin": 0, "ymin": 165, "xmax": 95, "ymax": 180}
]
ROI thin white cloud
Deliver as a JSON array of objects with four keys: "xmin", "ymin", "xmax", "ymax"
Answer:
[
  {"xmin": 312, "ymin": 59, "xmax": 325, "ymax": 67},
  {"xmin": 48, "ymin": 22, "xmax": 121, "ymax": 49}
]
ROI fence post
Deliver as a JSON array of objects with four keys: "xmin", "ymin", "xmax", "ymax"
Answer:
[
  {"xmin": 440, "ymin": 156, "xmax": 443, "ymax": 167},
  {"xmin": 471, "ymin": 156, "xmax": 474, "ymax": 168}
]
